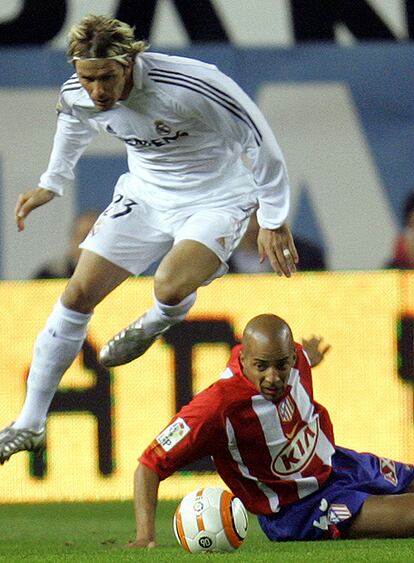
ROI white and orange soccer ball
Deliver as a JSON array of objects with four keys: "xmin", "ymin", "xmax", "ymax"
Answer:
[{"xmin": 173, "ymin": 486, "xmax": 249, "ymax": 553}]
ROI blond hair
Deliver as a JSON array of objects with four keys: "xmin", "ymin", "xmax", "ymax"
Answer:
[{"xmin": 67, "ymin": 14, "xmax": 147, "ymax": 64}]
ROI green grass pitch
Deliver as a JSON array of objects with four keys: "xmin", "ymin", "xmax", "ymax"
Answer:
[{"xmin": 1, "ymin": 500, "xmax": 414, "ymax": 562}]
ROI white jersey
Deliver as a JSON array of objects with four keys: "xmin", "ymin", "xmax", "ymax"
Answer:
[{"xmin": 39, "ymin": 52, "xmax": 290, "ymax": 228}]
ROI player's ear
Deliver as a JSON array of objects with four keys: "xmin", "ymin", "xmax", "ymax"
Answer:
[
  {"xmin": 121, "ymin": 60, "xmax": 133, "ymax": 77},
  {"xmin": 240, "ymin": 351, "xmax": 245, "ymax": 369}
]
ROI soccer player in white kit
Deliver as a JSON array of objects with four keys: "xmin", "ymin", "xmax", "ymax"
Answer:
[{"xmin": 0, "ymin": 15, "xmax": 297, "ymax": 463}]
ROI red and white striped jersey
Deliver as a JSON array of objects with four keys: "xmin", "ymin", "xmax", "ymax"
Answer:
[{"xmin": 140, "ymin": 343, "xmax": 335, "ymax": 515}]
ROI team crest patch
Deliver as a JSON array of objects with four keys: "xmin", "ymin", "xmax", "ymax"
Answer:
[
  {"xmin": 380, "ymin": 458, "xmax": 398, "ymax": 486},
  {"xmin": 156, "ymin": 418, "xmax": 190, "ymax": 452},
  {"xmin": 154, "ymin": 120, "xmax": 172, "ymax": 135},
  {"xmin": 327, "ymin": 504, "xmax": 352, "ymax": 524},
  {"xmin": 278, "ymin": 395, "xmax": 295, "ymax": 422}
]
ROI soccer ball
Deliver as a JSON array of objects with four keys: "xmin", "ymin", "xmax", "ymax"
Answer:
[{"xmin": 173, "ymin": 486, "xmax": 249, "ymax": 553}]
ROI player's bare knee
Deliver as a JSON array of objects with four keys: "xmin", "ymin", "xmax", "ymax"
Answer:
[
  {"xmin": 61, "ymin": 280, "xmax": 96, "ymax": 313},
  {"xmin": 154, "ymin": 285, "xmax": 187, "ymax": 306},
  {"xmin": 154, "ymin": 272, "xmax": 189, "ymax": 305}
]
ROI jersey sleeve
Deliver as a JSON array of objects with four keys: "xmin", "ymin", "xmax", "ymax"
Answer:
[
  {"xmin": 38, "ymin": 92, "xmax": 99, "ymax": 196},
  {"xmin": 179, "ymin": 68, "xmax": 290, "ymax": 229},
  {"xmin": 139, "ymin": 386, "xmax": 222, "ymax": 480}
]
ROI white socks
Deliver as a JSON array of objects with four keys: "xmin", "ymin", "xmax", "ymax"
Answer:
[
  {"xmin": 14, "ymin": 300, "xmax": 92, "ymax": 430},
  {"xmin": 141, "ymin": 292, "xmax": 197, "ymax": 336},
  {"xmin": 13, "ymin": 293, "xmax": 196, "ymax": 430}
]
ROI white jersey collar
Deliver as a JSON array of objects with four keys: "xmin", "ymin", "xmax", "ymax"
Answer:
[{"xmin": 133, "ymin": 55, "xmax": 144, "ymax": 90}]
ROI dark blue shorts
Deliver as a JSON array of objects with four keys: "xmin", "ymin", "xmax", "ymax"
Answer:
[{"xmin": 258, "ymin": 446, "xmax": 414, "ymax": 541}]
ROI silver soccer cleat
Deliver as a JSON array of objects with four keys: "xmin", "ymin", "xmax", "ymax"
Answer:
[
  {"xmin": 99, "ymin": 314, "xmax": 169, "ymax": 367},
  {"xmin": 0, "ymin": 423, "xmax": 46, "ymax": 465}
]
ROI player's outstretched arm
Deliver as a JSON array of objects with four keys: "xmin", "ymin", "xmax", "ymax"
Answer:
[
  {"xmin": 14, "ymin": 187, "xmax": 56, "ymax": 232},
  {"xmin": 301, "ymin": 336, "xmax": 331, "ymax": 367},
  {"xmin": 126, "ymin": 463, "xmax": 160, "ymax": 549}
]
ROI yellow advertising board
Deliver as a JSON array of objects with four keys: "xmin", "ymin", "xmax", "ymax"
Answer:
[{"xmin": 0, "ymin": 271, "xmax": 413, "ymax": 503}]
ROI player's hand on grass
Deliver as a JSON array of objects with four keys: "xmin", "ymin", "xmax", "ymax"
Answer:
[
  {"xmin": 257, "ymin": 223, "xmax": 298, "ymax": 277},
  {"xmin": 301, "ymin": 335, "xmax": 331, "ymax": 367},
  {"xmin": 125, "ymin": 538, "xmax": 156, "ymax": 548},
  {"xmin": 15, "ymin": 187, "xmax": 56, "ymax": 232}
]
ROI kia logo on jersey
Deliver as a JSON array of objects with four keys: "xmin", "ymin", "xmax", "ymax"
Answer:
[{"xmin": 271, "ymin": 419, "xmax": 319, "ymax": 477}]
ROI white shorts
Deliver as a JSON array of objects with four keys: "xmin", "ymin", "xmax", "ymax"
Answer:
[{"xmin": 80, "ymin": 174, "xmax": 255, "ymax": 281}]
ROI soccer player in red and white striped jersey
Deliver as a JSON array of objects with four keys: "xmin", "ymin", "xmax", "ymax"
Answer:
[{"xmin": 130, "ymin": 314, "xmax": 414, "ymax": 548}]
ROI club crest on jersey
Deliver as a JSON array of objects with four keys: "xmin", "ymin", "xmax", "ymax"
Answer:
[
  {"xmin": 278, "ymin": 396, "xmax": 295, "ymax": 422},
  {"xmin": 380, "ymin": 458, "xmax": 398, "ymax": 486},
  {"xmin": 271, "ymin": 419, "xmax": 319, "ymax": 477},
  {"xmin": 154, "ymin": 120, "xmax": 172, "ymax": 135},
  {"xmin": 155, "ymin": 417, "xmax": 190, "ymax": 452}
]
